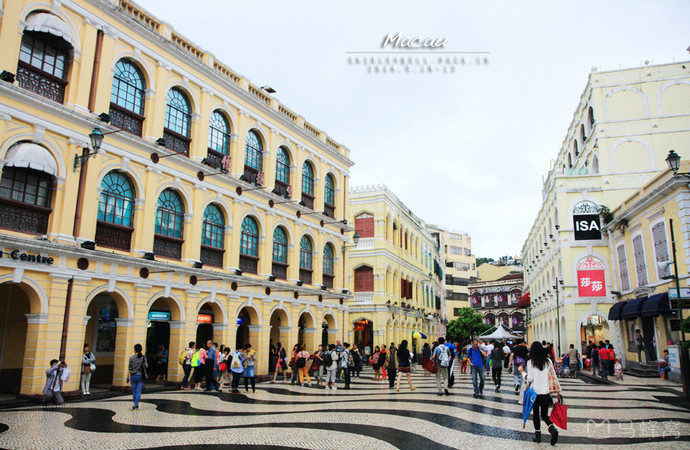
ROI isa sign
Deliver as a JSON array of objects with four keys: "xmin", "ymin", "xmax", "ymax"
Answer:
[{"xmin": 573, "ymin": 214, "xmax": 601, "ymax": 240}]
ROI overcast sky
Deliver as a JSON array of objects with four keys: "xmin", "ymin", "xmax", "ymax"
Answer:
[{"xmin": 136, "ymin": 0, "xmax": 689, "ymax": 258}]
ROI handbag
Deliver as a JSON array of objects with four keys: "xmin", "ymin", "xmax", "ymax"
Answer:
[
  {"xmin": 90, "ymin": 362, "xmax": 96, "ymax": 373},
  {"xmin": 427, "ymin": 360, "xmax": 438, "ymax": 374},
  {"xmin": 280, "ymin": 360, "xmax": 288, "ymax": 370},
  {"xmin": 219, "ymin": 362, "xmax": 226, "ymax": 372},
  {"xmin": 548, "ymin": 362, "xmax": 561, "ymax": 394},
  {"xmin": 296, "ymin": 357, "xmax": 306, "ymax": 369},
  {"xmin": 549, "ymin": 394, "xmax": 568, "ymax": 429}
]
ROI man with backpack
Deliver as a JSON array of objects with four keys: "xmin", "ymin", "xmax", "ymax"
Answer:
[
  {"xmin": 490, "ymin": 340, "xmax": 505, "ymax": 392},
  {"xmin": 468, "ymin": 339, "xmax": 487, "ymax": 398},
  {"xmin": 433, "ymin": 337, "xmax": 451, "ymax": 396}
]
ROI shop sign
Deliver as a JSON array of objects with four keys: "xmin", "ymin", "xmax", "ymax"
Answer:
[
  {"xmin": 572, "ymin": 201, "xmax": 601, "ymax": 241},
  {"xmin": 577, "ymin": 257, "xmax": 606, "ymax": 297},
  {"xmin": 148, "ymin": 311, "xmax": 171, "ymax": 321},
  {"xmin": 354, "ymin": 323, "xmax": 365, "ymax": 331},
  {"xmin": 668, "ymin": 288, "xmax": 690, "ymax": 299},
  {"xmin": 0, "ymin": 249, "xmax": 54, "ymax": 265},
  {"xmin": 197, "ymin": 314, "xmax": 212, "ymax": 324}
]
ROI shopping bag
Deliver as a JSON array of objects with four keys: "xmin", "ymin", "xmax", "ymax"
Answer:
[
  {"xmin": 549, "ymin": 395, "xmax": 568, "ymax": 430},
  {"xmin": 427, "ymin": 360, "xmax": 438, "ymax": 374}
]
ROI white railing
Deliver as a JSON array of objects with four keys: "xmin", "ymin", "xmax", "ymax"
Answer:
[
  {"xmin": 354, "ymin": 293, "xmax": 374, "ymax": 305},
  {"xmin": 355, "ymin": 238, "xmax": 375, "ymax": 250}
]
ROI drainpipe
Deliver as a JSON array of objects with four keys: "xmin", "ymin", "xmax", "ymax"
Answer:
[
  {"xmin": 60, "ymin": 277, "xmax": 74, "ymax": 361},
  {"xmin": 88, "ymin": 29, "xmax": 104, "ymax": 113}
]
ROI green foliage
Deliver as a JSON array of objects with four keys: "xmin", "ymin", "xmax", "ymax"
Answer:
[
  {"xmin": 600, "ymin": 205, "xmax": 614, "ymax": 225},
  {"xmin": 476, "ymin": 257, "xmax": 495, "ymax": 266},
  {"xmin": 681, "ymin": 318, "xmax": 690, "ymax": 335},
  {"xmin": 447, "ymin": 307, "xmax": 491, "ymax": 342}
]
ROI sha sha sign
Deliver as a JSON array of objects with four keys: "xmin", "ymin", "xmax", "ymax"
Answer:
[
  {"xmin": 573, "ymin": 201, "xmax": 602, "ymax": 240},
  {"xmin": 577, "ymin": 257, "xmax": 606, "ymax": 297}
]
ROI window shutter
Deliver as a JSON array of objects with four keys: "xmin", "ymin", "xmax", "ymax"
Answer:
[
  {"xmin": 355, "ymin": 216, "xmax": 374, "ymax": 238},
  {"xmin": 354, "ymin": 266, "xmax": 373, "ymax": 292},
  {"xmin": 632, "ymin": 235, "xmax": 647, "ymax": 286},
  {"xmin": 617, "ymin": 244, "xmax": 630, "ymax": 291},
  {"xmin": 652, "ymin": 222, "xmax": 670, "ymax": 279}
]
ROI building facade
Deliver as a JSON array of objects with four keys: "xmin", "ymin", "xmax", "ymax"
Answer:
[
  {"xmin": 605, "ymin": 162, "xmax": 690, "ymax": 369},
  {"xmin": 347, "ymin": 185, "xmax": 446, "ymax": 352},
  {"xmin": 427, "ymin": 226, "xmax": 476, "ymax": 318},
  {"xmin": 522, "ymin": 61, "xmax": 690, "ymax": 357},
  {"xmin": 469, "ymin": 270, "xmax": 524, "ymax": 334},
  {"xmin": 0, "ymin": 0, "xmax": 355, "ymax": 396}
]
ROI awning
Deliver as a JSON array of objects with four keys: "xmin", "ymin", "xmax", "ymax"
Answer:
[
  {"xmin": 517, "ymin": 293, "xmax": 530, "ymax": 308},
  {"xmin": 608, "ymin": 300, "xmax": 627, "ymax": 321},
  {"xmin": 24, "ymin": 12, "xmax": 75, "ymax": 48},
  {"xmin": 641, "ymin": 293, "xmax": 675, "ymax": 317},
  {"xmin": 620, "ymin": 296, "xmax": 647, "ymax": 320},
  {"xmin": 4, "ymin": 143, "xmax": 58, "ymax": 176}
]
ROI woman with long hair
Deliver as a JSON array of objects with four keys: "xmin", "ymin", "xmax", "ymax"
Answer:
[
  {"xmin": 128, "ymin": 343, "xmax": 147, "ymax": 411},
  {"xmin": 242, "ymin": 343, "xmax": 256, "ymax": 393},
  {"xmin": 395, "ymin": 340, "xmax": 416, "ymax": 392},
  {"xmin": 519, "ymin": 341, "xmax": 560, "ymax": 445},
  {"xmin": 372, "ymin": 346, "xmax": 382, "ymax": 380},
  {"xmin": 270, "ymin": 342, "xmax": 288, "ymax": 383},
  {"xmin": 422, "ymin": 342, "xmax": 432, "ymax": 376}
]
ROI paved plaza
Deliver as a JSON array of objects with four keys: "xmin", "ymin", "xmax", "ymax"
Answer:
[{"xmin": 0, "ymin": 366, "xmax": 688, "ymax": 449}]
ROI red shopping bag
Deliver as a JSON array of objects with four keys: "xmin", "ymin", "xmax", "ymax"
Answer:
[
  {"xmin": 549, "ymin": 395, "xmax": 568, "ymax": 430},
  {"xmin": 427, "ymin": 360, "xmax": 438, "ymax": 374}
]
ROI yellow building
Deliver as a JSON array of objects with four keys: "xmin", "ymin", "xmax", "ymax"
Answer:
[
  {"xmin": 427, "ymin": 226, "xmax": 477, "ymax": 318},
  {"xmin": 347, "ymin": 185, "xmax": 446, "ymax": 352},
  {"xmin": 469, "ymin": 267, "xmax": 524, "ymax": 334},
  {"xmin": 522, "ymin": 61, "xmax": 690, "ymax": 357},
  {"xmin": 605, "ymin": 161, "xmax": 690, "ymax": 370},
  {"xmin": 0, "ymin": 0, "xmax": 355, "ymax": 397}
]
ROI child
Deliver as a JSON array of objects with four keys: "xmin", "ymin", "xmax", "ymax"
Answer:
[
  {"xmin": 614, "ymin": 359, "xmax": 623, "ymax": 381},
  {"xmin": 659, "ymin": 350, "xmax": 671, "ymax": 380}
]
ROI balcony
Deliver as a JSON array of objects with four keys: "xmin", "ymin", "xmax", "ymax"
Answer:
[
  {"xmin": 272, "ymin": 180, "xmax": 291, "ymax": 199},
  {"xmin": 272, "ymin": 262, "xmax": 288, "ymax": 280},
  {"xmin": 301, "ymin": 192, "xmax": 314, "ymax": 210},
  {"xmin": 153, "ymin": 235, "xmax": 182, "ymax": 259},
  {"xmin": 109, "ymin": 103, "xmax": 143, "ymax": 136},
  {"xmin": 242, "ymin": 165, "xmax": 261, "ymax": 185},
  {"xmin": 163, "ymin": 128, "xmax": 190, "ymax": 156},
  {"xmin": 299, "ymin": 268, "xmax": 312, "ymax": 285},
  {"xmin": 0, "ymin": 199, "xmax": 50, "ymax": 235},
  {"xmin": 239, "ymin": 254, "xmax": 258, "ymax": 274},
  {"xmin": 200, "ymin": 245, "xmax": 224, "ymax": 268},
  {"xmin": 202, "ymin": 148, "xmax": 228, "ymax": 172},
  {"xmin": 322, "ymin": 274, "xmax": 334, "ymax": 289},
  {"xmin": 95, "ymin": 221, "xmax": 132, "ymax": 250},
  {"xmin": 323, "ymin": 203, "xmax": 335, "ymax": 219},
  {"xmin": 354, "ymin": 293, "xmax": 374, "ymax": 305},
  {"xmin": 16, "ymin": 61, "xmax": 66, "ymax": 103}
]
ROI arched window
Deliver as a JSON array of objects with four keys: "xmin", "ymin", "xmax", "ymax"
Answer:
[
  {"xmin": 110, "ymin": 59, "xmax": 145, "ymax": 136},
  {"xmin": 239, "ymin": 216, "xmax": 259, "ymax": 273},
  {"xmin": 567, "ymin": 153, "xmax": 572, "ymax": 168},
  {"xmin": 592, "ymin": 155, "xmax": 600, "ymax": 174},
  {"xmin": 299, "ymin": 235, "xmax": 313, "ymax": 285},
  {"xmin": 274, "ymin": 147, "xmax": 291, "ymax": 198},
  {"xmin": 201, "ymin": 204, "xmax": 225, "ymax": 267},
  {"xmin": 0, "ymin": 166, "xmax": 54, "ymax": 235},
  {"xmin": 580, "ymin": 124, "xmax": 587, "ymax": 146},
  {"xmin": 154, "ymin": 189, "xmax": 184, "ymax": 259},
  {"xmin": 301, "ymin": 161, "xmax": 315, "ymax": 209},
  {"xmin": 323, "ymin": 243, "xmax": 335, "ymax": 288},
  {"xmin": 573, "ymin": 140, "xmax": 578, "ymax": 157},
  {"xmin": 206, "ymin": 110, "xmax": 230, "ymax": 170},
  {"xmin": 17, "ymin": 13, "xmax": 72, "ymax": 103},
  {"xmin": 96, "ymin": 171, "xmax": 135, "ymax": 250},
  {"xmin": 324, "ymin": 173, "xmax": 335, "ymax": 218},
  {"xmin": 588, "ymin": 106, "xmax": 595, "ymax": 131},
  {"xmin": 163, "ymin": 88, "xmax": 191, "ymax": 155},
  {"xmin": 243, "ymin": 130, "xmax": 263, "ymax": 185},
  {"xmin": 272, "ymin": 226, "xmax": 288, "ymax": 279}
]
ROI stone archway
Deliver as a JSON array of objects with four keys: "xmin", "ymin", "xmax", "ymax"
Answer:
[
  {"xmin": 196, "ymin": 300, "xmax": 225, "ymax": 349},
  {"xmin": 146, "ymin": 296, "xmax": 182, "ymax": 383},
  {"xmin": 323, "ymin": 313, "xmax": 337, "ymax": 346},
  {"xmin": 297, "ymin": 310, "xmax": 316, "ymax": 351}
]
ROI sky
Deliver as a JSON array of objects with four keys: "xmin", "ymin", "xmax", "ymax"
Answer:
[{"xmin": 134, "ymin": 0, "xmax": 690, "ymax": 258}]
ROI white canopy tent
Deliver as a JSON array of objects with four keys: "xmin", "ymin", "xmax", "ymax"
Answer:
[{"xmin": 479, "ymin": 324, "xmax": 521, "ymax": 340}]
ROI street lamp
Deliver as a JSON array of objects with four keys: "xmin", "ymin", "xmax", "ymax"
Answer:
[
  {"xmin": 74, "ymin": 126, "xmax": 122, "ymax": 171},
  {"xmin": 342, "ymin": 232, "xmax": 360, "ymax": 252},
  {"xmin": 553, "ymin": 278, "xmax": 563, "ymax": 356},
  {"xmin": 665, "ymin": 150, "xmax": 690, "ymax": 180}
]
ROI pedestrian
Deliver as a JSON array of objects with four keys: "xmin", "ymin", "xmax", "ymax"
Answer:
[
  {"xmin": 446, "ymin": 340, "xmax": 457, "ymax": 388},
  {"xmin": 468, "ymin": 339, "xmax": 487, "ymax": 398},
  {"xmin": 216, "ymin": 344, "xmax": 226, "ymax": 385},
  {"xmin": 312, "ymin": 344, "xmax": 325, "ymax": 387},
  {"xmin": 518, "ymin": 341, "xmax": 560, "ymax": 445},
  {"xmin": 296, "ymin": 344, "xmax": 312, "ymax": 387},
  {"xmin": 205, "ymin": 340, "xmax": 219, "ymax": 391},
  {"xmin": 591, "ymin": 343, "xmax": 600, "ymax": 376},
  {"xmin": 154, "ymin": 343, "xmax": 168, "ymax": 382},
  {"xmin": 229, "ymin": 346, "xmax": 245, "ymax": 394},
  {"xmin": 567, "ymin": 344, "xmax": 579, "ymax": 378},
  {"xmin": 433, "ymin": 337, "xmax": 451, "ymax": 396},
  {"xmin": 341, "ymin": 342, "xmax": 352, "ymax": 389},
  {"xmin": 395, "ymin": 340, "xmax": 415, "ymax": 392},
  {"xmin": 659, "ymin": 349, "xmax": 671, "ymax": 380},
  {"xmin": 219, "ymin": 347, "xmax": 232, "ymax": 391},
  {"xmin": 243, "ymin": 343, "xmax": 256, "ymax": 393},
  {"xmin": 81, "ymin": 343, "xmax": 95, "ymax": 396},
  {"xmin": 128, "ymin": 343, "xmax": 147, "ymax": 410},
  {"xmin": 364, "ymin": 344, "xmax": 371, "ymax": 364},
  {"xmin": 634, "ymin": 329, "xmax": 646, "ymax": 362},
  {"xmin": 386, "ymin": 342, "xmax": 398, "ymax": 388},
  {"xmin": 598, "ymin": 341, "xmax": 610, "ymax": 380},
  {"xmin": 614, "ymin": 359, "xmax": 624, "ymax": 381},
  {"xmin": 43, "ymin": 359, "xmax": 70, "ymax": 406},
  {"xmin": 422, "ymin": 342, "xmax": 432, "ymax": 376},
  {"xmin": 502, "ymin": 342, "xmax": 511, "ymax": 370},
  {"xmin": 379, "ymin": 345, "xmax": 388, "ymax": 381},
  {"xmin": 290, "ymin": 344, "xmax": 299, "ymax": 384},
  {"xmin": 509, "ymin": 340, "xmax": 528, "ymax": 395},
  {"xmin": 490, "ymin": 341, "xmax": 505, "ymax": 392},
  {"xmin": 483, "ymin": 340, "xmax": 494, "ymax": 374},
  {"xmin": 270, "ymin": 342, "xmax": 288, "ymax": 383},
  {"xmin": 325, "ymin": 343, "xmax": 339, "ymax": 390},
  {"xmin": 181, "ymin": 341, "xmax": 195, "ymax": 390},
  {"xmin": 193, "ymin": 342, "xmax": 206, "ymax": 389},
  {"xmin": 352, "ymin": 344, "xmax": 362, "ymax": 378},
  {"xmin": 607, "ymin": 344, "xmax": 616, "ymax": 376},
  {"xmin": 460, "ymin": 343, "xmax": 469, "ymax": 374},
  {"xmin": 372, "ymin": 346, "xmax": 382, "ymax": 380}
]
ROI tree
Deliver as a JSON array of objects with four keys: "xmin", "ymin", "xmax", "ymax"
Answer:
[
  {"xmin": 447, "ymin": 307, "xmax": 491, "ymax": 343},
  {"xmin": 476, "ymin": 257, "xmax": 494, "ymax": 266}
]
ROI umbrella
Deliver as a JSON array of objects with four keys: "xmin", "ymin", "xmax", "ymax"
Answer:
[
  {"xmin": 522, "ymin": 386, "xmax": 538, "ymax": 428},
  {"xmin": 412, "ymin": 331, "xmax": 427, "ymax": 339}
]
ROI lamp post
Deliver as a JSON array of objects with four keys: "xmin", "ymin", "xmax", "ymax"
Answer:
[{"xmin": 553, "ymin": 279, "xmax": 563, "ymax": 356}]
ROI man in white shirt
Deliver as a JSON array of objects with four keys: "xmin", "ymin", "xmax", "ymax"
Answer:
[
  {"xmin": 502, "ymin": 343, "xmax": 511, "ymax": 369},
  {"xmin": 484, "ymin": 341, "xmax": 494, "ymax": 374}
]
